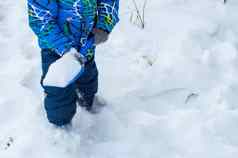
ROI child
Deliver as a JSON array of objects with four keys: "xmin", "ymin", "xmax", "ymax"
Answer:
[{"xmin": 27, "ymin": 0, "xmax": 119, "ymax": 126}]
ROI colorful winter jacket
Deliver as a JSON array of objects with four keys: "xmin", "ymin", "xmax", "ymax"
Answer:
[{"xmin": 27, "ymin": 0, "xmax": 119, "ymax": 58}]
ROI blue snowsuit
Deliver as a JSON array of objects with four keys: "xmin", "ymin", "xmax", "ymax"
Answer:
[{"xmin": 27, "ymin": 0, "xmax": 119, "ymax": 126}]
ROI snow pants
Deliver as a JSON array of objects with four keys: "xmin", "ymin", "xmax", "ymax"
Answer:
[{"xmin": 40, "ymin": 49, "xmax": 98, "ymax": 126}]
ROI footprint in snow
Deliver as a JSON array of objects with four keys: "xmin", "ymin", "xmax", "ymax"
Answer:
[{"xmin": 0, "ymin": 136, "xmax": 14, "ymax": 150}]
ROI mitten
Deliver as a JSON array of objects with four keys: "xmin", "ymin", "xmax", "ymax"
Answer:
[{"xmin": 93, "ymin": 28, "xmax": 109, "ymax": 45}]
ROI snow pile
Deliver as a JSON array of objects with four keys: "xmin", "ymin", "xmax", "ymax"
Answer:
[{"xmin": 1, "ymin": 0, "xmax": 238, "ymax": 158}]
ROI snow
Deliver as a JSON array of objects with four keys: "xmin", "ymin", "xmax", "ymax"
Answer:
[
  {"xmin": 1, "ymin": 0, "xmax": 238, "ymax": 157},
  {"xmin": 43, "ymin": 48, "xmax": 84, "ymax": 88}
]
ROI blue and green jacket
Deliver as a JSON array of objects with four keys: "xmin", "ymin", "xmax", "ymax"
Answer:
[{"xmin": 27, "ymin": 0, "xmax": 119, "ymax": 59}]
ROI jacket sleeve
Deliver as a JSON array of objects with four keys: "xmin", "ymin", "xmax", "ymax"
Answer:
[
  {"xmin": 27, "ymin": 0, "xmax": 72, "ymax": 56},
  {"xmin": 96, "ymin": 0, "xmax": 120, "ymax": 33}
]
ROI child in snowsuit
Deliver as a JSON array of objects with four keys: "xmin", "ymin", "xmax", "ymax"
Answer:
[{"xmin": 27, "ymin": 0, "xmax": 119, "ymax": 126}]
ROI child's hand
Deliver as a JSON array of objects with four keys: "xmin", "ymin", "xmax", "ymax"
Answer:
[{"xmin": 93, "ymin": 28, "xmax": 109, "ymax": 45}]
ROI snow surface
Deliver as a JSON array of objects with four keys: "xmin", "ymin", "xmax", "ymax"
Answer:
[{"xmin": 1, "ymin": 0, "xmax": 238, "ymax": 157}]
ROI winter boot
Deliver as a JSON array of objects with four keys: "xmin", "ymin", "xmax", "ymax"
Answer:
[{"xmin": 77, "ymin": 93, "xmax": 106, "ymax": 114}]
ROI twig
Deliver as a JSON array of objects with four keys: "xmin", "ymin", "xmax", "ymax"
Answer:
[{"xmin": 131, "ymin": 0, "xmax": 147, "ymax": 29}]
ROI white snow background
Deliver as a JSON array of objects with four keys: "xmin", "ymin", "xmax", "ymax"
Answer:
[{"xmin": 1, "ymin": 0, "xmax": 238, "ymax": 157}]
